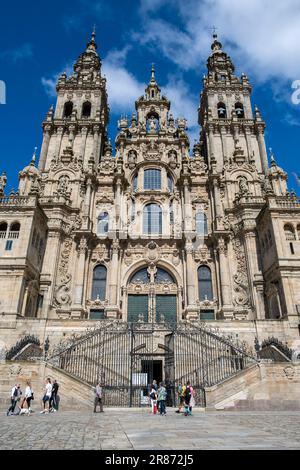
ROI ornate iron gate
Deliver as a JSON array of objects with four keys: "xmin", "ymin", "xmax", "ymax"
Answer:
[{"xmin": 48, "ymin": 321, "xmax": 256, "ymax": 407}]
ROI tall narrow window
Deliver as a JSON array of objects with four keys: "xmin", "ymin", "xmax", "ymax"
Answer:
[
  {"xmin": 167, "ymin": 174, "xmax": 174, "ymax": 192},
  {"xmin": 297, "ymin": 224, "xmax": 300, "ymax": 240},
  {"xmin": 235, "ymin": 102, "xmax": 244, "ymax": 118},
  {"xmin": 143, "ymin": 204, "xmax": 162, "ymax": 234},
  {"xmin": 196, "ymin": 212, "xmax": 208, "ymax": 236},
  {"xmin": 217, "ymin": 102, "xmax": 227, "ymax": 118},
  {"xmin": 132, "ymin": 174, "xmax": 138, "ymax": 192},
  {"xmin": 198, "ymin": 266, "xmax": 213, "ymax": 301},
  {"xmin": 82, "ymin": 101, "xmax": 91, "ymax": 118},
  {"xmin": 92, "ymin": 265, "xmax": 107, "ymax": 301},
  {"xmin": 144, "ymin": 169, "xmax": 161, "ymax": 190},
  {"xmin": 97, "ymin": 212, "xmax": 109, "ymax": 235},
  {"xmin": 63, "ymin": 101, "xmax": 73, "ymax": 118},
  {"xmin": 170, "ymin": 202, "xmax": 174, "ymax": 225},
  {"xmin": 0, "ymin": 222, "xmax": 7, "ymax": 239}
]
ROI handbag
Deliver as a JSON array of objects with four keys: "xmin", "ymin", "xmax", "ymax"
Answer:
[{"xmin": 31, "ymin": 392, "xmax": 34, "ymax": 400}]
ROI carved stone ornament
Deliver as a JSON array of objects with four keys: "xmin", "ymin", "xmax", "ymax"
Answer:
[
  {"xmin": 232, "ymin": 237, "xmax": 250, "ymax": 307},
  {"xmin": 9, "ymin": 365, "xmax": 22, "ymax": 376},
  {"xmin": 283, "ymin": 366, "xmax": 295, "ymax": 380},
  {"xmin": 53, "ymin": 238, "xmax": 72, "ymax": 308}
]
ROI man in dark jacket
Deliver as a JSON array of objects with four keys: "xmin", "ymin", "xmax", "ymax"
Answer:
[{"xmin": 49, "ymin": 380, "xmax": 59, "ymax": 412}]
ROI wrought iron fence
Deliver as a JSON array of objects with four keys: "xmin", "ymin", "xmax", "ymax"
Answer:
[{"xmin": 48, "ymin": 320, "xmax": 257, "ymax": 407}]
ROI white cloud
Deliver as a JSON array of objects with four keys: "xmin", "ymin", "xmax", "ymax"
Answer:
[
  {"xmin": 0, "ymin": 43, "xmax": 33, "ymax": 62},
  {"xmin": 137, "ymin": 0, "xmax": 300, "ymax": 83},
  {"xmin": 102, "ymin": 47, "xmax": 145, "ymax": 113},
  {"xmin": 41, "ymin": 64, "xmax": 74, "ymax": 97}
]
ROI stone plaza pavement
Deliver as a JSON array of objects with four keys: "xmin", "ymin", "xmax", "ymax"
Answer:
[{"xmin": 1, "ymin": 408, "xmax": 300, "ymax": 450}]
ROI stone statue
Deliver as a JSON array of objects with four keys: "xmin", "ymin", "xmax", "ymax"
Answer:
[
  {"xmin": 0, "ymin": 172, "xmax": 7, "ymax": 196},
  {"xmin": 239, "ymin": 178, "xmax": 250, "ymax": 196}
]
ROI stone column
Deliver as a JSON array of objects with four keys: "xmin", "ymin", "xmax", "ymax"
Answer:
[
  {"xmin": 183, "ymin": 178, "xmax": 192, "ymax": 234},
  {"xmin": 257, "ymin": 127, "xmax": 269, "ymax": 174},
  {"xmin": 243, "ymin": 229, "xmax": 262, "ymax": 318},
  {"xmin": 244, "ymin": 126, "xmax": 253, "ymax": 161},
  {"xmin": 106, "ymin": 241, "xmax": 120, "ymax": 318},
  {"xmin": 213, "ymin": 178, "xmax": 223, "ymax": 230},
  {"xmin": 55, "ymin": 127, "xmax": 64, "ymax": 159},
  {"xmin": 80, "ymin": 127, "xmax": 88, "ymax": 160},
  {"xmin": 218, "ymin": 237, "xmax": 233, "ymax": 318},
  {"xmin": 72, "ymin": 237, "xmax": 87, "ymax": 318},
  {"xmin": 220, "ymin": 126, "xmax": 228, "ymax": 163},
  {"xmin": 84, "ymin": 178, "xmax": 92, "ymax": 217},
  {"xmin": 185, "ymin": 240, "xmax": 198, "ymax": 320},
  {"xmin": 40, "ymin": 232, "xmax": 62, "ymax": 318},
  {"xmin": 208, "ymin": 124, "xmax": 215, "ymax": 162},
  {"xmin": 93, "ymin": 125, "xmax": 100, "ymax": 161},
  {"xmin": 38, "ymin": 126, "xmax": 51, "ymax": 171}
]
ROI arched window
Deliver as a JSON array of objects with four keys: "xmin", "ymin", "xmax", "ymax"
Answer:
[
  {"xmin": 144, "ymin": 169, "xmax": 161, "ymax": 190},
  {"xmin": 0, "ymin": 222, "xmax": 7, "ymax": 238},
  {"xmin": 167, "ymin": 174, "xmax": 174, "ymax": 192},
  {"xmin": 235, "ymin": 102, "xmax": 244, "ymax": 118},
  {"xmin": 132, "ymin": 174, "xmax": 138, "ymax": 192},
  {"xmin": 131, "ymin": 200, "xmax": 136, "ymax": 222},
  {"xmin": 97, "ymin": 212, "xmax": 109, "ymax": 235},
  {"xmin": 143, "ymin": 204, "xmax": 162, "ymax": 234},
  {"xmin": 284, "ymin": 224, "xmax": 295, "ymax": 241},
  {"xmin": 63, "ymin": 101, "xmax": 73, "ymax": 118},
  {"xmin": 196, "ymin": 212, "xmax": 208, "ymax": 236},
  {"xmin": 82, "ymin": 101, "xmax": 91, "ymax": 118},
  {"xmin": 91, "ymin": 265, "xmax": 107, "ymax": 301},
  {"xmin": 198, "ymin": 266, "xmax": 213, "ymax": 301},
  {"xmin": 9, "ymin": 222, "xmax": 20, "ymax": 239},
  {"xmin": 129, "ymin": 267, "xmax": 175, "ymax": 284},
  {"xmin": 217, "ymin": 102, "xmax": 227, "ymax": 118}
]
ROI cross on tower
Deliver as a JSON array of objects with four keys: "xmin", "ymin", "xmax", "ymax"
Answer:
[{"xmin": 210, "ymin": 26, "xmax": 218, "ymax": 38}]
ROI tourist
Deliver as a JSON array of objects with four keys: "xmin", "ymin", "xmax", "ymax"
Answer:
[
  {"xmin": 94, "ymin": 382, "xmax": 104, "ymax": 413},
  {"xmin": 19, "ymin": 381, "xmax": 34, "ymax": 415},
  {"xmin": 183, "ymin": 381, "xmax": 194, "ymax": 416},
  {"xmin": 175, "ymin": 381, "xmax": 186, "ymax": 413},
  {"xmin": 157, "ymin": 382, "xmax": 167, "ymax": 416},
  {"xmin": 149, "ymin": 386, "xmax": 157, "ymax": 414},
  {"xmin": 40, "ymin": 378, "xmax": 52, "ymax": 414},
  {"xmin": 49, "ymin": 379, "xmax": 59, "ymax": 412},
  {"xmin": 6, "ymin": 384, "xmax": 22, "ymax": 416}
]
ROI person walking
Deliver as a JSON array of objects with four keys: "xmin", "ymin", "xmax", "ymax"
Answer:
[
  {"xmin": 25, "ymin": 381, "xmax": 33, "ymax": 413},
  {"xmin": 49, "ymin": 379, "xmax": 59, "ymax": 412},
  {"xmin": 157, "ymin": 382, "xmax": 167, "ymax": 416},
  {"xmin": 94, "ymin": 382, "xmax": 104, "ymax": 413},
  {"xmin": 40, "ymin": 378, "xmax": 52, "ymax": 414},
  {"xmin": 7, "ymin": 384, "xmax": 22, "ymax": 416},
  {"xmin": 175, "ymin": 381, "xmax": 186, "ymax": 413}
]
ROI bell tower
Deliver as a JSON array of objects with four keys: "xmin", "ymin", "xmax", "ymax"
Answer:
[
  {"xmin": 38, "ymin": 30, "xmax": 109, "ymax": 172},
  {"xmin": 199, "ymin": 34, "xmax": 269, "ymax": 175}
]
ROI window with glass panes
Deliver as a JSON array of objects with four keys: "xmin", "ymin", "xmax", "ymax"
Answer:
[
  {"xmin": 92, "ymin": 265, "xmax": 107, "ymax": 300},
  {"xmin": 143, "ymin": 204, "xmax": 162, "ymax": 234},
  {"xmin": 198, "ymin": 266, "xmax": 213, "ymax": 301},
  {"xmin": 144, "ymin": 169, "xmax": 161, "ymax": 190}
]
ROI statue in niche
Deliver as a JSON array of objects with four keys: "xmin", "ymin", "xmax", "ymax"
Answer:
[
  {"xmin": 58, "ymin": 175, "xmax": 69, "ymax": 195},
  {"xmin": 238, "ymin": 178, "xmax": 250, "ymax": 196},
  {"xmin": 128, "ymin": 150, "xmax": 137, "ymax": 168},
  {"xmin": 149, "ymin": 116, "xmax": 157, "ymax": 133},
  {"xmin": 168, "ymin": 150, "xmax": 177, "ymax": 169}
]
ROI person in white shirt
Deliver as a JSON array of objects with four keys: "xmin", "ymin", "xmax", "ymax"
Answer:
[
  {"xmin": 40, "ymin": 378, "xmax": 52, "ymax": 414},
  {"xmin": 25, "ymin": 381, "xmax": 33, "ymax": 411}
]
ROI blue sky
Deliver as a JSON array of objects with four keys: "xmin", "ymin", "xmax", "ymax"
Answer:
[{"xmin": 0, "ymin": 0, "xmax": 299, "ymax": 192}]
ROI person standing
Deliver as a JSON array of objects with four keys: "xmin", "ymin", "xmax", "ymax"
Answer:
[
  {"xmin": 157, "ymin": 382, "xmax": 167, "ymax": 416},
  {"xmin": 24, "ymin": 381, "xmax": 33, "ymax": 413},
  {"xmin": 49, "ymin": 379, "xmax": 59, "ymax": 412},
  {"xmin": 40, "ymin": 378, "xmax": 52, "ymax": 414},
  {"xmin": 149, "ymin": 386, "xmax": 157, "ymax": 414},
  {"xmin": 94, "ymin": 382, "xmax": 104, "ymax": 413},
  {"xmin": 184, "ymin": 381, "xmax": 194, "ymax": 416},
  {"xmin": 7, "ymin": 384, "xmax": 21, "ymax": 416},
  {"xmin": 175, "ymin": 381, "xmax": 186, "ymax": 413}
]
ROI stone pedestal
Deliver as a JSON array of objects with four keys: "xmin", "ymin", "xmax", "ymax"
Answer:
[
  {"xmin": 106, "ymin": 307, "xmax": 120, "ymax": 319},
  {"xmin": 184, "ymin": 306, "xmax": 199, "ymax": 321}
]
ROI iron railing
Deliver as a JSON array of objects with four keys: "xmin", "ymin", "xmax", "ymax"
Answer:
[{"xmin": 48, "ymin": 320, "xmax": 257, "ymax": 407}]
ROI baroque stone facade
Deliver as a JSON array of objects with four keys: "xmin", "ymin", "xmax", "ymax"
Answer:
[{"xmin": 0, "ymin": 32, "xmax": 300, "ymax": 355}]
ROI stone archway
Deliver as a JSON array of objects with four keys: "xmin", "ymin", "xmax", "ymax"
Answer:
[{"xmin": 126, "ymin": 264, "xmax": 179, "ymax": 323}]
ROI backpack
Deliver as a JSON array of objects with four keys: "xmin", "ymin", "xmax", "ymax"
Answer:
[
  {"xmin": 184, "ymin": 386, "xmax": 191, "ymax": 398},
  {"xmin": 13, "ymin": 387, "xmax": 18, "ymax": 397},
  {"xmin": 150, "ymin": 391, "xmax": 156, "ymax": 400}
]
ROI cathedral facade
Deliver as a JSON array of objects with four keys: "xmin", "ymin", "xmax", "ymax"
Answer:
[{"xmin": 0, "ymin": 31, "xmax": 300, "ymax": 363}]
